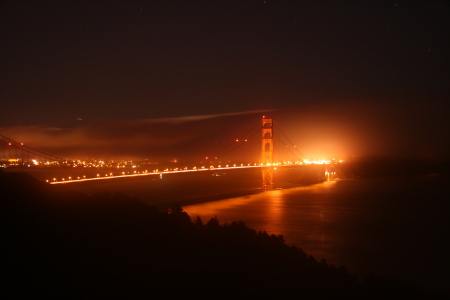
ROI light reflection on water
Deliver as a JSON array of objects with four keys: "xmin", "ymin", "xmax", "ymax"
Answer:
[
  {"xmin": 184, "ymin": 181, "xmax": 341, "ymax": 266},
  {"xmin": 10, "ymin": 167, "xmax": 450, "ymax": 295},
  {"xmin": 184, "ymin": 182, "xmax": 337, "ymax": 241},
  {"xmin": 184, "ymin": 176, "xmax": 449, "ymax": 296}
]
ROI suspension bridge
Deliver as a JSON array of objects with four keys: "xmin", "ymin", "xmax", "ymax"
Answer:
[{"xmin": 0, "ymin": 117, "xmax": 337, "ymax": 187}]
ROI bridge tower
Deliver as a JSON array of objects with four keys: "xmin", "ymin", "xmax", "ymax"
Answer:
[{"xmin": 261, "ymin": 116, "xmax": 274, "ymax": 189}]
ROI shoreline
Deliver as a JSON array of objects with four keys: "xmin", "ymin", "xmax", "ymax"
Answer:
[
  {"xmin": 154, "ymin": 189, "xmax": 264, "ymax": 210},
  {"xmin": 155, "ymin": 179, "xmax": 331, "ymax": 210}
]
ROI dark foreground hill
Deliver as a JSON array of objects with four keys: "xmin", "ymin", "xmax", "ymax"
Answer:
[{"xmin": 1, "ymin": 170, "xmax": 439, "ymax": 298}]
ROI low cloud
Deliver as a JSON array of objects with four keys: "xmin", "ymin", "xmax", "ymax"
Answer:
[
  {"xmin": 2, "ymin": 97, "xmax": 448, "ymax": 163},
  {"xmin": 1, "ymin": 109, "xmax": 275, "ymax": 161},
  {"xmin": 272, "ymin": 94, "xmax": 450, "ymax": 161}
]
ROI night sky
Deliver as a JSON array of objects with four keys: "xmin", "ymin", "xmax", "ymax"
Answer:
[{"xmin": 1, "ymin": 1, "xmax": 449, "ymax": 161}]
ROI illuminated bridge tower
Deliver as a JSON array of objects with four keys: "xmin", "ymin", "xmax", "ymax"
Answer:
[{"xmin": 262, "ymin": 116, "xmax": 274, "ymax": 189}]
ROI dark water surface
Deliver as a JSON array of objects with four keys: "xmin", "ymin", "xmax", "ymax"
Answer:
[
  {"xmin": 184, "ymin": 173, "xmax": 450, "ymax": 296},
  {"xmin": 14, "ymin": 167, "xmax": 450, "ymax": 296},
  {"xmin": 62, "ymin": 168, "xmax": 264, "ymax": 207}
]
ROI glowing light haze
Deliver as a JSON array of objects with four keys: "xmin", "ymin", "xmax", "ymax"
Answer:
[{"xmin": 1, "ymin": 1, "xmax": 448, "ymax": 161}]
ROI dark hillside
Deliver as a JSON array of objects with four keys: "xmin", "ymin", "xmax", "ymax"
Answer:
[{"xmin": 1, "ymin": 170, "xmax": 436, "ymax": 298}]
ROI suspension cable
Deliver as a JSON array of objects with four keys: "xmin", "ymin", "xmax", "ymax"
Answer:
[
  {"xmin": 273, "ymin": 132, "xmax": 302, "ymax": 161},
  {"xmin": 0, "ymin": 135, "xmax": 64, "ymax": 162},
  {"xmin": 273, "ymin": 120, "xmax": 306, "ymax": 159},
  {"xmin": 215, "ymin": 126, "xmax": 260, "ymax": 159}
]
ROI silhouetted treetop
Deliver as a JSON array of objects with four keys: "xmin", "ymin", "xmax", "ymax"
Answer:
[{"xmin": 1, "ymin": 169, "xmax": 435, "ymax": 298}]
